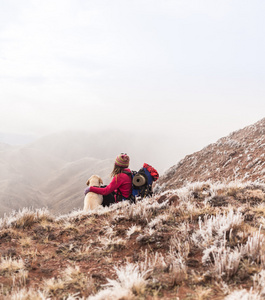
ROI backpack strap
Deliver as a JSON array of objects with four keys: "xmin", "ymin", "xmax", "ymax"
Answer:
[
  {"xmin": 121, "ymin": 170, "xmax": 133, "ymax": 178},
  {"xmin": 115, "ymin": 170, "xmax": 133, "ymax": 202}
]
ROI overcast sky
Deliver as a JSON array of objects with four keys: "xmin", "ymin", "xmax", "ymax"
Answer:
[{"xmin": 0, "ymin": 0, "xmax": 264, "ymax": 163}]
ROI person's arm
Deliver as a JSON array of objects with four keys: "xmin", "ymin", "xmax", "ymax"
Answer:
[
  {"xmin": 84, "ymin": 187, "xmax": 90, "ymax": 195},
  {"xmin": 89, "ymin": 176, "xmax": 121, "ymax": 195}
]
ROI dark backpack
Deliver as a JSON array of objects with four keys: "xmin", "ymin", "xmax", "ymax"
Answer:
[{"xmin": 124, "ymin": 163, "xmax": 159, "ymax": 202}]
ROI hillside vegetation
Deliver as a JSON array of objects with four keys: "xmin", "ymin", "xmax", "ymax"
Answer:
[
  {"xmin": 159, "ymin": 118, "xmax": 265, "ymax": 190},
  {"xmin": 1, "ymin": 180, "xmax": 265, "ymax": 299}
]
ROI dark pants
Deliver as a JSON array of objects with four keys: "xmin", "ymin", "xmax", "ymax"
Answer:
[
  {"xmin": 100, "ymin": 186, "xmax": 132, "ymax": 207},
  {"xmin": 102, "ymin": 192, "xmax": 116, "ymax": 207}
]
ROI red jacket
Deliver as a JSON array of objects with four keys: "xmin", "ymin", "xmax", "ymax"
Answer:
[{"xmin": 89, "ymin": 169, "xmax": 132, "ymax": 198}]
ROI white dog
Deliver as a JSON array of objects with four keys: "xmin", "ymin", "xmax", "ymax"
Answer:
[{"xmin": 83, "ymin": 175, "xmax": 103, "ymax": 211}]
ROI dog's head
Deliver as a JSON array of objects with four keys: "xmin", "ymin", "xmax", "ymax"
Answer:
[{"xmin": 86, "ymin": 175, "xmax": 103, "ymax": 187}]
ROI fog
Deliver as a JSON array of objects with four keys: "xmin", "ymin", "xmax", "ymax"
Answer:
[{"xmin": 0, "ymin": 0, "xmax": 264, "ymax": 171}]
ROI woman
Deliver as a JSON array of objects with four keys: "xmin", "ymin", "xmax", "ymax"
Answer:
[{"xmin": 84, "ymin": 153, "xmax": 132, "ymax": 206}]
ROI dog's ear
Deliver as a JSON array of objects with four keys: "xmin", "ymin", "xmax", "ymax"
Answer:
[
  {"xmin": 99, "ymin": 178, "xmax": 103, "ymax": 185},
  {"xmin": 86, "ymin": 179, "xmax": 90, "ymax": 186}
]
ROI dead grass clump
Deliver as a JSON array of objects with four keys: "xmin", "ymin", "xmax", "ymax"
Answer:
[
  {"xmin": 136, "ymin": 227, "xmax": 165, "ymax": 247},
  {"xmin": 208, "ymin": 195, "xmax": 228, "ymax": 207},
  {"xmin": 192, "ymin": 183, "xmax": 211, "ymax": 200},
  {"xmin": 138, "ymin": 247, "xmax": 187, "ymax": 288},
  {"xmin": 227, "ymin": 187, "xmax": 242, "ymax": 198},
  {"xmin": 89, "ymin": 263, "xmax": 150, "ymax": 300},
  {"xmin": 139, "ymin": 250, "xmax": 167, "ymax": 273},
  {"xmin": 12, "ymin": 210, "xmax": 36, "ymax": 229},
  {"xmin": 126, "ymin": 224, "xmax": 142, "ymax": 239},
  {"xmin": 252, "ymin": 203, "xmax": 265, "ymax": 217},
  {"xmin": 6, "ymin": 288, "xmax": 50, "ymax": 300},
  {"xmin": 147, "ymin": 214, "xmax": 169, "ymax": 229},
  {"xmin": 175, "ymin": 185, "xmax": 194, "ymax": 201},
  {"xmin": 0, "ymin": 257, "xmax": 25, "ymax": 275},
  {"xmin": 175, "ymin": 198, "xmax": 202, "ymax": 221},
  {"xmin": 253, "ymin": 269, "xmax": 265, "ymax": 297},
  {"xmin": 193, "ymin": 286, "xmax": 215, "ymax": 300},
  {"xmin": 42, "ymin": 277, "xmax": 65, "ymax": 295},
  {"xmin": 61, "ymin": 221, "xmax": 79, "ymax": 234},
  {"xmin": 167, "ymin": 248, "xmax": 187, "ymax": 285},
  {"xmin": 97, "ymin": 224, "xmax": 126, "ymax": 251},
  {"xmin": 225, "ymin": 289, "xmax": 262, "ymax": 300},
  {"xmin": 169, "ymin": 235, "xmax": 190, "ymax": 259},
  {"xmin": 234, "ymin": 189, "xmax": 265, "ymax": 205},
  {"xmin": 98, "ymin": 236, "xmax": 126, "ymax": 251},
  {"xmin": 0, "ymin": 228, "xmax": 22, "ymax": 245},
  {"xmin": 19, "ymin": 236, "xmax": 33, "ymax": 249},
  {"xmin": 12, "ymin": 269, "xmax": 29, "ymax": 288},
  {"xmin": 34, "ymin": 207, "xmax": 55, "ymax": 223},
  {"xmin": 202, "ymin": 244, "xmax": 242, "ymax": 280},
  {"xmin": 0, "ymin": 257, "xmax": 28, "ymax": 290},
  {"xmin": 127, "ymin": 197, "xmax": 169, "ymax": 224},
  {"xmin": 43, "ymin": 265, "xmax": 95, "ymax": 297},
  {"xmin": 0, "ymin": 208, "xmax": 54, "ymax": 230},
  {"xmin": 191, "ymin": 210, "xmax": 244, "ymax": 249},
  {"xmin": 242, "ymin": 228, "xmax": 265, "ymax": 266}
]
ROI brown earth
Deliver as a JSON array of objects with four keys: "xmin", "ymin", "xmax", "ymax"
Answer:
[{"xmin": 157, "ymin": 117, "xmax": 265, "ymax": 191}]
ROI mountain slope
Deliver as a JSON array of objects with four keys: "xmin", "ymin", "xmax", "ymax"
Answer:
[
  {"xmin": 0, "ymin": 146, "xmax": 65, "ymax": 215},
  {"xmin": 28, "ymin": 130, "xmax": 164, "ymax": 170},
  {"xmin": 0, "ymin": 130, "xmax": 165, "ymax": 217},
  {"xmin": 41, "ymin": 157, "xmax": 113, "ymax": 214},
  {"xmin": 157, "ymin": 118, "xmax": 265, "ymax": 190},
  {"xmin": 0, "ymin": 147, "xmax": 113, "ymax": 217}
]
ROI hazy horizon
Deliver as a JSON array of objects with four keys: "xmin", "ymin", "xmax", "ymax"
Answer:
[
  {"xmin": 1, "ymin": 0, "xmax": 264, "ymax": 167},
  {"xmin": 0, "ymin": 116, "xmax": 263, "ymax": 174}
]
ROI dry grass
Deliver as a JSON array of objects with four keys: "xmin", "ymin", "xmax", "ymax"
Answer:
[
  {"xmin": 42, "ymin": 265, "xmax": 94, "ymax": 297},
  {"xmin": 1, "ymin": 180, "xmax": 265, "ymax": 299},
  {"xmin": 0, "ymin": 257, "xmax": 25, "ymax": 275}
]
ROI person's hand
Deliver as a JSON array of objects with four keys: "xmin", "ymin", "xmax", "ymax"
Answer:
[{"xmin": 84, "ymin": 187, "xmax": 90, "ymax": 195}]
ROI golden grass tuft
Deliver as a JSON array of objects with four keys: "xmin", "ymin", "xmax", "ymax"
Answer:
[
  {"xmin": 0, "ymin": 257, "xmax": 25, "ymax": 275},
  {"xmin": 43, "ymin": 265, "xmax": 95, "ymax": 297}
]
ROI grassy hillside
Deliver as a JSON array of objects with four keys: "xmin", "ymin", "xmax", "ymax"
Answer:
[
  {"xmin": 1, "ymin": 180, "xmax": 265, "ymax": 299},
  {"xmin": 158, "ymin": 118, "xmax": 265, "ymax": 190}
]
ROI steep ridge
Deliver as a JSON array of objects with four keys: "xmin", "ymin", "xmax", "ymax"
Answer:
[{"xmin": 157, "ymin": 118, "xmax": 265, "ymax": 191}]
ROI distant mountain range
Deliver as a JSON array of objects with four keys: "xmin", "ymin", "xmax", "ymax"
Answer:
[
  {"xmin": 1, "ymin": 118, "xmax": 265, "ymax": 217},
  {"xmin": 157, "ymin": 117, "xmax": 265, "ymax": 191},
  {"xmin": 0, "ymin": 130, "xmax": 167, "ymax": 216}
]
